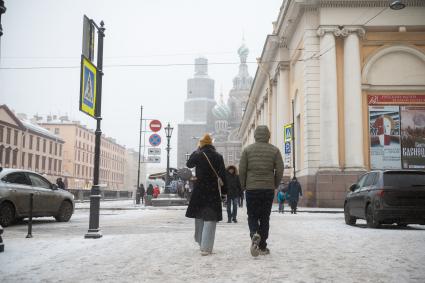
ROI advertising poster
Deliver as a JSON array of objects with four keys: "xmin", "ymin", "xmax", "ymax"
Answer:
[
  {"xmin": 369, "ymin": 106, "xmax": 401, "ymax": 169},
  {"xmin": 400, "ymin": 106, "xmax": 425, "ymax": 169}
]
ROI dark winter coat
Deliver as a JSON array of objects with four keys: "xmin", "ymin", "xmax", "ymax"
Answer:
[
  {"xmin": 138, "ymin": 185, "xmax": 145, "ymax": 196},
  {"xmin": 239, "ymin": 126, "xmax": 284, "ymax": 190},
  {"xmin": 185, "ymin": 145, "xmax": 227, "ymax": 222},
  {"xmin": 225, "ymin": 166, "xmax": 242, "ymax": 199},
  {"xmin": 287, "ymin": 180, "xmax": 302, "ymax": 202},
  {"xmin": 146, "ymin": 184, "xmax": 154, "ymax": 196}
]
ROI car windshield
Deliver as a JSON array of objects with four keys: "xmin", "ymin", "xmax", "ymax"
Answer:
[{"xmin": 383, "ymin": 171, "xmax": 425, "ymax": 187}]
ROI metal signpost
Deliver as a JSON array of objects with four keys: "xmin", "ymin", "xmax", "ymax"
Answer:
[{"xmin": 80, "ymin": 15, "xmax": 105, "ymax": 239}]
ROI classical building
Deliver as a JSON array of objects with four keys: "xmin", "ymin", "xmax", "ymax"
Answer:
[
  {"xmin": 40, "ymin": 118, "xmax": 126, "ymax": 190},
  {"xmin": 177, "ymin": 57, "xmax": 216, "ymax": 168},
  {"xmin": 239, "ymin": 0, "xmax": 425, "ymax": 207},
  {"xmin": 0, "ymin": 104, "xmax": 64, "ymax": 182},
  {"xmin": 212, "ymin": 42, "xmax": 253, "ymax": 166}
]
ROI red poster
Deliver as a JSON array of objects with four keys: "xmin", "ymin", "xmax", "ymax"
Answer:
[{"xmin": 368, "ymin": 94, "xmax": 425, "ymax": 105}]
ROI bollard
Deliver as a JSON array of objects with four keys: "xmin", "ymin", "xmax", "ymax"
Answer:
[
  {"xmin": 0, "ymin": 225, "xmax": 4, "ymax": 252},
  {"xmin": 26, "ymin": 193, "xmax": 34, "ymax": 238}
]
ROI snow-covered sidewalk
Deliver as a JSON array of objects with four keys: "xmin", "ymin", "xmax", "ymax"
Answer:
[{"xmin": 1, "ymin": 207, "xmax": 424, "ymax": 283}]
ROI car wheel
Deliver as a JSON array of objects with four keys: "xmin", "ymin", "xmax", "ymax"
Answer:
[
  {"xmin": 55, "ymin": 201, "xmax": 73, "ymax": 222},
  {"xmin": 366, "ymin": 204, "xmax": 380, "ymax": 228},
  {"xmin": 0, "ymin": 202, "xmax": 16, "ymax": 227},
  {"xmin": 344, "ymin": 204, "xmax": 356, "ymax": 225}
]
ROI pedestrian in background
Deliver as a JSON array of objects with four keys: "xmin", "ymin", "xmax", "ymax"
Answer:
[
  {"xmin": 225, "ymin": 165, "xmax": 242, "ymax": 223},
  {"xmin": 277, "ymin": 188, "xmax": 286, "ymax": 213},
  {"xmin": 185, "ymin": 134, "xmax": 227, "ymax": 256},
  {"xmin": 146, "ymin": 184, "xmax": 154, "ymax": 205},
  {"xmin": 287, "ymin": 177, "xmax": 303, "ymax": 214},
  {"xmin": 239, "ymin": 126, "xmax": 284, "ymax": 257},
  {"xmin": 56, "ymin": 178, "xmax": 65, "ymax": 190},
  {"xmin": 153, "ymin": 185, "xmax": 160, "ymax": 198},
  {"xmin": 139, "ymin": 184, "xmax": 145, "ymax": 204}
]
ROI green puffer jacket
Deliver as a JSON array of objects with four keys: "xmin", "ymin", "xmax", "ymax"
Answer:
[{"xmin": 239, "ymin": 126, "xmax": 284, "ymax": 190}]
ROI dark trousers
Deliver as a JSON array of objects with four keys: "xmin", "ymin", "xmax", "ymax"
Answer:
[
  {"xmin": 226, "ymin": 197, "xmax": 238, "ymax": 221},
  {"xmin": 245, "ymin": 189, "xmax": 274, "ymax": 250},
  {"xmin": 290, "ymin": 200, "xmax": 298, "ymax": 213}
]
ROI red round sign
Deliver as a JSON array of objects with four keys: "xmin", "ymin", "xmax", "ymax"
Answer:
[{"xmin": 149, "ymin": 120, "xmax": 162, "ymax": 132}]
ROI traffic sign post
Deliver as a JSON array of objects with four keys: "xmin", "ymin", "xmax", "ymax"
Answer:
[
  {"xmin": 146, "ymin": 156, "xmax": 161, "ymax": 163},
  {"xmin": 149, "ymin": 134, "xmax": 162, "ymax": 147},
  {"xmin": 149, "ymin": 120, "xmax": 162, "ymax": 132},
  {"xmin": 148, "ymin": 148, "xmax": 161, "ymax": 155}
]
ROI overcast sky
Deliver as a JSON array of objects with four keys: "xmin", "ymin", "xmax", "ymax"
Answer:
[{"xmin": 0, "ymin": 0, "xmax": 283, "ymax": 169}]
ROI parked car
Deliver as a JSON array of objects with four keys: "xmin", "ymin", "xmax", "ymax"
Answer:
[
  {"xmin": 0, "ymin": 168, "xmax": 75, "ymax": 227},
  {"xmin": 344, "ymin": 170, "xmax": 425, "ymax": 228}
]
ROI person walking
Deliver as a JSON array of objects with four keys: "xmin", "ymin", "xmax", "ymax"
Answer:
[
  {"xmin": 239, "ymin": 126, "xmax": 284, "ymax": 257},
  {"xmin": 56, "ymin": 178, "xmax": 65, "ymax": 190},
  {"xmin": 139, "ymin": 184, "xmax": 145, "ymax": 204},
  {"xmin": 287, "ymin": 177, "xmax": 303, "ymax": 214},
  {"xmin": 153, "ymin": 185, "xmax": 160, "ymax": 198},
  {"xmin": 146, "ymin": 184, "xmax": 154, "ymax": 205},
  {"xmin": 185, "ymin": 134, "xmax": 227, "ymax": 256},
  {"xmin": 277, "ymin": 189, "xmax": 286, "ymax": 213},
  {"xmin": 225, "ymin": 165, "xmax": 242, "ymax": 223}
]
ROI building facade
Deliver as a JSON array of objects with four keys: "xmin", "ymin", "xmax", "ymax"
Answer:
[
  {"xmin": 124, "ymin": 148, "xmax": 146, "ymax": 193},
  {"xmin": 40, "ymin": 118, "xmax": 126, "ymax": 190},
  {"xmin": 239, "ymin": 0, "xmax": 425, "ymax": 207},
  {"xmin": 177, "ymin": 58, "xmax": 216, "ymax": 168},
  {"xmin": 0, "ymin": 105, "xmax": 64, "ymax": 182}
]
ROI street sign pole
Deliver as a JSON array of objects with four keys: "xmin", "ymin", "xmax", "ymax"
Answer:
[
  {"xmin": 85, "ymin": 20, "xmax": 105, "ymax": 239},
  {"xmin": 292, "ymin": 99, "xmax": 296, "ymax": 178},
  {"xmin": 136, "ymin": 105, "xmax": 143, "ymax": 205}
]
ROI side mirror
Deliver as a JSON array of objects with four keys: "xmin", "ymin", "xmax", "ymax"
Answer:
[
  {"xmin": 349, "ymin": 183, "xmax": 358, "ymax": 192},
  {"xmin": 51, "ymin": 184, "xmax": 58, "ymax": 190}
]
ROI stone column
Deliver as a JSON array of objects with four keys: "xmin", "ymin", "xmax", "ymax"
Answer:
[
  {"xmin": 343, "ymin": 27, "xmax": 366, "ymax": 170},
  {"xmin": 317, "ymin": 27, "xmax": 339, "ymax": 170},
  {"xmin": 276, "ymin": 62, "xmax": 290, "ymax": 151}
]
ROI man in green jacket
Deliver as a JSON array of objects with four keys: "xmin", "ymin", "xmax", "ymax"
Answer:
[{"xmin": 239, "ymin": 125, "xmax": 284, "ymax": 257}]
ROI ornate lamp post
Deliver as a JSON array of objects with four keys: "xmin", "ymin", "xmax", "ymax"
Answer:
[
  {"xmin": 0, "ymin": 0, "xmax": 5, "ymax": 253},
  {"xmin": 164, "ymin": 123, "xmax": 174, "ymax": 186}
]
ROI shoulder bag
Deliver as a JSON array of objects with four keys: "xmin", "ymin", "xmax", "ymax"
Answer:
[{"xmin": 202, "ymin": 152, "xmax": 224, "ymax": 198}]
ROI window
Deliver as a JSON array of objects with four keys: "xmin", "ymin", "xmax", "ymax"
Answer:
[
  {"xmin": 54, "ymin": 128, "xmax": 60, "ymax": 134},
  {"xmin": 2, "ymin": 172, "xmax": 31, "ymax": 185},
  {"xmin": 13, "ymin": 130, "xmax": 18, "ymax": 146},
  {"xmin": 12, "ymin": 149, "xmax": 18, "ymax": 166},
  {"xmin": 42, "ymin": 156, "xmax": 46, "ymax": 170},
  {"xmin": 357, "ymin": 174, "xmax": 368, "ymax": 188},
  {"xmin": 28, "ymin": 153, "xmax": 33, "ymax": 169},
  {"xmin": 43, "ymin": 139, "xmax": 46, "ymax": 153},
  {"xmin": 21, "ymin": 152, "xmax": 25, "ymax": 167},
  {"xmin": 28, "ymin": 173, "xmax": 51, "ymax": 189},
  {"xmin": 35, "ymin": 155, "xmax": 40, "ymax": 170},
  {"xmin": 5, "ymin": 147, "xmax": 11, "ymax": 165},
  {"xmin": 54, "ymin": 159, "xmax": 57, "ymax": 172},
  {"xmin": 58, "ymin": 160, "xmax": 62, "ymax": 173},
  {"xmin": 48, "ymin": 157, "xmax": 52, "ymax": 171},
  {"xmin": 29, "ymin": 135, "xmax": 33, "ymax": 149},
  {"xmin": 55, "ymin": 143, "xmax": 58, "ymax": 155},
  {"xmin": 0, "ymin": 126, "xmax": 3, "ymax": 142},
  {"xmin": 22, "ymin": 135, "xmax": 26, "ymax": 148},
  {"xmin": 36, "ymin": 137, "xmax": 40, "ymax": 151},
  {"xmin": 78, "ymin": 150, "xmax": 80, "ymax": 161},
  {"xmin": 59, "ymin": 144, "xmax": 62, "ymax": 156},
  {"xmin": 49, "ymin": 141, "xmax": 53, "ymax": 154},
  {"xmin": 6, "ymin": 128, "xmax": 11, "ymax": 144},
  {"xmin": 364, "ymin": 173, "xmax": 378, "ymax": 187}
]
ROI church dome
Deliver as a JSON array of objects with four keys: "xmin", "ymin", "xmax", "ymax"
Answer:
[{"xmin": 212, "ymin": 101, "xmax": 231, "ymax": 121}]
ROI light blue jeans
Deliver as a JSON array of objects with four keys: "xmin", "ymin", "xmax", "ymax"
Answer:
[{"xmin": 194, "ymin": 218, "xmax": 217, "ymax": 253}]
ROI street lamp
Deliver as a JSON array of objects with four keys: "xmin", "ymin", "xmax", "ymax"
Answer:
[
  {"xmin": 390, "ymin": 0, "xmax": 406, "ymax": 10},
  {"xmin": 164, "ymin": 123, "xmax": 174, "ymax": 186}
]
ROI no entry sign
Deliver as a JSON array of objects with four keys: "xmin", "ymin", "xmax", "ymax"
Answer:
[
  {"xmin": 150, "ymin": 120, "xmax": 162, "ymax": 132},
  {"xmin": 149, "ymin": 134, "xmax": 162, "ymax": 147}
]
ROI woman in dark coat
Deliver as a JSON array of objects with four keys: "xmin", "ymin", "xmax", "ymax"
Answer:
[{"xmin": 185, "ymin": 134, "xmax": 227, "ymax": 256}]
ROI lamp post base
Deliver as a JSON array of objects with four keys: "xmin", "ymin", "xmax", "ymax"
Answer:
[{"xmin": 85, "ymin": 229, "xmax": 102, "ymax": 239}]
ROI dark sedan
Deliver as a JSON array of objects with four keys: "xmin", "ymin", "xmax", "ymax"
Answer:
[
  {"xmin": 344, "ymin": 170, "xmax": 425, "ymax": 228},
  {"xmin": 0, "ymin": 168, "xmax": 75, "ymax": 227}
]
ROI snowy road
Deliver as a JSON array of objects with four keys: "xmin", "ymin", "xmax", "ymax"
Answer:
[{"xmin": 1, "ymin": 202, "xmax": 424, "ymax": 283}]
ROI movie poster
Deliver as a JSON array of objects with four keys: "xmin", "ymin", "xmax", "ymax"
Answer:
[
  {"xmin": 400, "ymin": 106, "xmax": 425, "ymax": 169},
  {"xmin": 369, "ymin": 106, "xmax": 402, "ymax": 169}
]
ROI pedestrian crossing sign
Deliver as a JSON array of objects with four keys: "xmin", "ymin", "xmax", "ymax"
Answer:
[
  {"xmin": 284, "ymin": 124, "xmax": 292, "ymax": 142},
  {"xmin": 79, "ymin": 56, "xmax": 97, "ymax": 118}
]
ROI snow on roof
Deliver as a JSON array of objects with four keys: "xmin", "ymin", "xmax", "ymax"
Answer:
[{"xmin": 21, "ymin": 119, "xmax": 64, "ymax": 142}]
